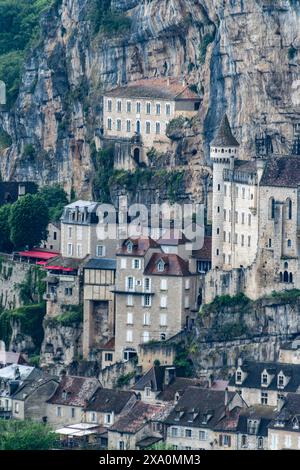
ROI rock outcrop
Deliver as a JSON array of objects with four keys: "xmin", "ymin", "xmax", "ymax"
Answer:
[{"xmin": 1, "ymin": 0, "xmax": 298, "ymax": 200}]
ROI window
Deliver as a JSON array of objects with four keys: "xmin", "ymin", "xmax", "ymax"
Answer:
[
  {"xmin": 184, "ymin": 296, "xmax": 190, "ymax": 309},
  {"xmin": 65, "ymin": 287, "xmax": 73, "ymax": 296},
  {"xmin": 160, "ymin": 296, "xmax": 167, "ymax": 308},
  {"xmin": 56, "ymin": 407, "xmax": 62, "ymax": 417},
  {"xmin": 126, "ymin": 120, "xmax": 131, "ymax": 133},
  {"xmin": 136, "ymin": 102, "xmax": 141, "ymax": 113},
  {"xmin": 199, "ymin": 430, "xmax": 207, "ymax": 441},
  {"xmin": 236, "ymin": 371, "xmax": 242, "ymax": 383},
  {"xmin": 241, "ymin": 234, "xmax": 244, "ymax": 247},
  {"xmin": 14, "ymin": 402, "xmax": 19, "ymax": 414},
  {"xmin": 157, "ymin": 260, "xmax": 165, "ymax": 272},
  {"xmin": 234, "ymin": 233, "xmax": 238, "ymax": 244},
  {"xmin": 223, "ymin": 231, "xmax": 226, "ymax": 242},
  {"xmin": 286, "ymin": 198, "xmax": 292, "ymax": 219},
  {"xmin": 271, "ymin": 434, "xmax": 278, "ymax": 450},
  {"xmin": 142, "ymin": 331, "xmax": 150, "ymax": 343},
  {"xmin": 68, "ymin": 226, "xmax": 72, "ymax": 238},
  {"xmin": 248, "ymin": 214, "xmax": 251, "ymax": 226},
  {"xmin": 220, "ymin": 434, "xmax": 231, "ymax": 447},
  {"xmin": 67, "ymin": 243, "xmax": 73, "ymax": 256},
  {"xmin": 160, "ymin": 313, "xmax": 167, "ymax": 326},
  {"xmin": 144, "ymin": 277, "xmax": 151, "ymax": 292},
  {"xmin": 242, "ymin": 212, "xmax": 245, "ymax": 224},
  {"xmin": 248, "ymin": 236, "xmax": 251, "ymax": 247},
  {"xmin": 71, "ymin": 408, "xmax": 75, "ymax": 418},
  {"xmin": 126, "ymin": 330, "xmax": 133, "ymax": 342},
  {"xmin": 117, "ymin": 100, "xmax": 122, "ymax": 112},
  {"xmin": 268, "ymin": 238, "xmax": 272, "ymax": 248},
  {"xmin": 155, "ymin": 122, "xmax": 161, "ymax": 134},
  {"xmin": 185, "ymin": 279, "xmax": 190, "ymax": 290},
  {"xmin": 185, "ymin": 429, "xmax": 192, "ymax": 438},
  {"xmin": 146, "ymin": 102, "xmax": 151, "ymax": 114},
  {"xmin": 143, "ymin": 294, "xmax": 152, "ymax": 307},
  {"xmin": 96, "ymin": 245, "xmax": 105, "ymax": 257},
  {"xmin": 171, "ymin": 427, "xmax": 178, "ymax": 437},
  {"xmin": 127, "ymin": 295, "xmax": 133, "ymax": 306},
  {"xmin": 126, "ymin": 101, "xmax": 132, "ymax": 113},
  {"xmin": 126, "ymin": 276, "xmax": 135, "ymax": 291},
  {"xmin": 105, "ymin": 414, "xmax": 112, "ymax": 425},
  {"xmin": 156, "ymin": 103, "xmax": 161, "ymax": 115},
  {"xmin": 107, "ymin": 118, "xmax": 112, "ymax": 130},
  {"xmin": 257, "ymin": 436, "xmax": 263, "ymax": 449},
  {"xmin": 285, "ymin": 435, "xmax": 292, "ymax": 448},
  {"xmin": 160, "ymin": 279, "xmax": 168, "ymax": 290},
  {"xmin": 116, "ymin": 119, "xmax": 122, "ymax": 131},
  {"xmin": 287, "ymin": 239, "xmax": 292, "ymax": 248},
  {"xmin": 90, "ymin": 412, "xmax": 97, "ymax": 423},
  {"xmin": 161, "ymin": 333, "xmax": 166, "ymax": 341},
  {"xmin": 132, "ymin": 259, "xmax": 141, "ymax": 269},
  {"xmin": 242, "ymin": 188, "xmax": 245, "ymax": 199},
  {"xmin": 262, "ymin": 373, "xmax": 268, "ymax": 385},
  {"xmin": 278, "ymin": 374, "xmax": 285, "ymax": 388},
  {"xmin": 166, "ymin": 103, "xmax": 171, "ymax": 116},
  {"xmin": 146, "ymin": 121, "xmax": 151, "ymax": 134},
  {"xmin": 127, "ymin": 312, "xmax": 133, "ymax": 325},
  {"xmin": 261, "ymin": 391, "xmax": 268, "ymax": 405},
  {"xmin": 241, "ymin": 435, "xmax": 247, "ymax": 448},
  {"xmin": 121, "ymin": 258, "xmax": 127, "ymax": 269},
  {"xmin": 105, "ymin": 353, "xmax": 113, "ymax": 362},
  {"xmin": 77, "ymin": 244, "xmax": 82, "ymax": 257},
  {"xmin": 143, "ymin": 312, "xmax": 151, "ymax": 326},
  {"xmin": 107, "ymin": 99, "xmax": 112, "ymax": 112},
  {"xmin": 145, "ymin": 387, "xmax": 151, "ymax": 397},
  {"xmin": 118, "ymin": 441, "xmax": 125, "ymax": 450},
  {"xmin": 269, "ymin": 197, "xmax": 275, "ymax": 219},
  {"xmin": 53, "ymin": 231, "xmax": 57, "ymax": 241},
  {"xmin": 136, "ymin": 120, "xmax": 141, "ymax": 134},
  {"xmin": 224, "ymin": 209, "xmax": 227, "ymax": 221}
]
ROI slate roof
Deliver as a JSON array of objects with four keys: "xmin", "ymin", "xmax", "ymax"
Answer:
[
  {"xmin": 228, "ymin": 361, "xmax": 300, "ymax": 392},
  {"xmin": 237, "ymin": 406, "xmax": 277, "ymax": 437},
  {"xmin": 0, "ymin": 364, "xmax": 34, "ymax": 381},
  {"xmin": 104, "ymin": 78, "xmax": 200, "ymax": 101},
  {"xmin": 85, "ymin": 388, "xmax": 134, "ymax": 414},
  {"xmin": 157, "ymin": 378, "xmax": 204, "ymax": 402},
  {"xmin": 109, "ymin": 401, "xmax": 171, "ymax": 434},
  {"xmin": 144, "ymin": 253, "xmax": 191, "ymax": 276},
  {"xmin": 269, "ymin": 393, "xmax": 300, "ymax": 431},
  {"xmin": 47, "ymin": 376, "xmax": 100, "ymax": 407},
  {"xmin": 84, "ymin": 258, "xmax": 116, "ymax": 271},
  {"xmin": 260, "ymin": 157, "xmax": 300, "ymax": 188},
  {"xmin": 12, "ymin": 369, "xmax": 58, "ymax": 401},
  {"xmin": 133, "ymin": 366, "xmax": 167, "ymax": 392},
  {"xmin": 234, "ymin": 159, "xmax": 258, "ymax": 174},
  {"xmin": 117, "ymin": 236, "xmax": 161, "ymax": 257},
  {"xmin": 165, "ymin": 387, "xmax": 235, "ymax": 429},
  {"xmin": 211, "ymin": 114, "xmax": 240, "ymax": 147}
]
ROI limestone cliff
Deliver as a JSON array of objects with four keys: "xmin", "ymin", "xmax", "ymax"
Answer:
[{"xmin": 1, "ymin": 0, "xmax": 299, "ymax": 200}]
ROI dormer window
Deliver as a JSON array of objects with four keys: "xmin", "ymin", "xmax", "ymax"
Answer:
[
  {"xmin": 261, "ymin": 372, "xmax": 268, "ymax": 386},
  {"xmin": 292, "ymin": 417, "xmax": 299, "ymax": 430},
  {"xmin": 157, "ymin": 260, "xmax": 165, "ymax": 272},
  {"xmin": 247, "ymin": 419, "xmax": 259, "ymax": 435},
  {"xmin": 145, "ymin": 387, "xmax": 151, "ymax": 397},
  {"xmin": 236, "ymin": 370, "xmax": 243, "ymax": 384},
  {"xmin": 126, "ymin": 241, "xmax": 133, "ymax": 253},
  {"xmin": 278, "ymin": 374, "xmax": 285, "ymax": 389}
]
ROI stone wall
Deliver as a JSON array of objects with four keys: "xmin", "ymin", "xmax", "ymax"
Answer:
[{"xmin": 0, "ymin": 256, "xmax": 32, "ymax": 310}]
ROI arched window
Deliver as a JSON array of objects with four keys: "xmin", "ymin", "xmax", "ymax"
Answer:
[
  {"xmin": 136, "ymin": 120, "xmax": 141, "ymax": 134},
  {"xmin": 284, "ymin": 262, "xmax": 289, "ymax": 270},
  {"xmin": 269, "ymin": 198, "xmax": 275, "ymax": 219},
  {"xmin": 286, "ymin": 198, "xmax": 292, "ymax": 220},
  {"xmin": 289, "ymin": 273, "xmax": 293, "ymax": 283},
  {"xmin": 280, "ymin": 272, "xmax": 283, "ymax": 282},
  {"xmin": 133, "ymin": 148, "xmax": 140, "ymax": 163},
  {"xmin": 284, "ymin": 271, "xmax": 289, "ymax": 283}
]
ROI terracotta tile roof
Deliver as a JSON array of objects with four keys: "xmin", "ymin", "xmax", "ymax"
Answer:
[
  {"xmin": 104, "ymin": 78, "xmax": 200, "ymax": 101},
  {"xmin": 260, "ymin": 156, "xmax": 300, "ymax": 187},
  {"xmin": 85, "ymin": 388, "xmax": 134, "ymax": 414},
  {"xmin": 192, "ymin": 236, "xmax": 212, "ymax": 261},
  {"xmin": 158, "ymin": 229, "xmax": 191, "ymax": 247},
  {"xmin": 211, "ymin": 114, "xmax": 239, "ymax": 147},
  {"xmin": 144, "ymin": 253, "xmax": 191, "ymax": 276},
  {"xmin": 109, "ymin": 401, "xmax": 172, "ymax": 434},
  {"xmin": 47, "ymin": 376, "xmax": 100, "ymax": 407},
  {"xmin": 100, "ymin": 338, "xmax": 115, "ymax": 351},
  {"xmin": 117, "ymin": 236, "xmax": 161, "ymax": 257}
]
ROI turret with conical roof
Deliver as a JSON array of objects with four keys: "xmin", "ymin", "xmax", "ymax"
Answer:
[{"xmin": 210, "ymin": 114, "xmax": 240, "ymax": 164}]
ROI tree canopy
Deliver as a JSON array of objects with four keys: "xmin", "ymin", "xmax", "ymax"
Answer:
[
  {"xmin": 0, "ymin": 419, "xmax": 56, "ymax": 450},
  {"xmin": 0, "ymin": 204, "xmax": 13, "ymax": 252},
  {"xmin": 38, "ymin": 184, "xmax": 68, "ymax": 221}
]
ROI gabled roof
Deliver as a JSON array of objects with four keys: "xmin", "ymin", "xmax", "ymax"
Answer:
[
  {"xmin": 85, "ymin": 388, "xmax": 134, "ymax": 414},
  {"xmin": 269, "ymin": 393, "xmax": 300, "ymax": 431},
  {"xmin": 192, "ymin": 236, "xmax": 212, "ymax": 262},
  {"xmin": 211, "ymin": 114, "xmax": 240, "ymax": 147},
  {"xmin": 228, "ymin": 361, "xmax": 300, "ymax": 392},
  {"xmin": 260, "ymin": 157, "xmax": 300, "ymax": 188},
  {"xmin": 144, "ymin": 253, "xmax": 191, "ymax": 276},
  {"xmin": 0, "ymin": 364, "xmax": 34, "ymax": 381},
  {"xmin": 47, "ymin": 376, "xmax": 100, "ymax": 407},
  {"xmin": 11, "ymin": 369, "xmax": 58, "ymax": 401},
  {"xmin": 117, "ymin": 236, "xmax": 161, "ymax": 257},
  {"xmin": 133, "ymin": 366, "xmax": 167, "ymax": 392},
  {"xmin": 237, "ymin": 405, "xmax": 277, "ymax": 437},
  {"xmin": 158, "ymin": 229, "xmax": 191, "ymax": 247},
  {"xmin": 104, "ymin": 78, "xmax": 200, "ymax": 101},
  {"xmin": 0, "ymin": 351, "xmax": 27, "ymax": 366}
]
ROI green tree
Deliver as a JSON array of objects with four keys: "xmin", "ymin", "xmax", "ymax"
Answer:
[
  {"xmin": 9, "ymin": 193, "xmax": 49, "ymax": 249},
  {"xmin": 0, "ymin": 419, "xmax": 56, "ymax": 450},
  {"xmin": 38, "ymin": 184, "xmax": 68, "ymax": 221},
  {"xmin": 0, "ymin": 204, "xmax": 13, "ymax": 252}
]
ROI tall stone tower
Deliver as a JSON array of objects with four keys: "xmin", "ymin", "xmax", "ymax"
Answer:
[{"xmin": 210, "ymin": 114, "xmax": 240, "ymax": 269}]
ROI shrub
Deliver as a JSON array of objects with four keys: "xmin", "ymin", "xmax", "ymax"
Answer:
[
  {"xmin": 55, "ymin": 305, "xmax": 83, "ymax": 327},
  {"xmin": 116, "ymin": 371, "xmax": 135, "ymax": 388},
  {"xmin": 0, "ymin": 129, "xmax": 12, "ymax": 149},
  {"xmin": 199, "ymin": 32, "xmax": 215, "ymax": 64}
]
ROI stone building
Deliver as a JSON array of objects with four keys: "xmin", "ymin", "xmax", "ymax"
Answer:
[
  {"xmin": 236, "ymin": 406, "xmax": 276, "ymax": 451},
  {"xmin": 268, "ymin": 393, "xmax": 300, "ymax": 450},
  {"xmin": 0, "ymin": 365, "xmax": 34, "ymax": 419},
  {"xmin": 114, "ymin": 236, "xmax": 198, "ymax": 362},
  {"xmin": 82, "ymin": 258, "xmax": 116, "ymax": 363},
  {"xmin": 102, "ymin": 77, "xmax": 200, "ymax": 170},
  {"xmin": 205, "ymin": 114, "xmax": 300, "ymax": 302},
  {"xmin": 42, "ymin": 222, "xmax": 61, "ymax": 253},
  {"xmin": 228, "ymin": 360, "xmax": 300, "ymax": 408},
  {"xmin": 0, "ymin": 181, "xmax": 37, "ymax": 205}
]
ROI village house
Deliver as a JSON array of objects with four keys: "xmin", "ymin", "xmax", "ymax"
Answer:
[
  {"xmin": 164, "ymin": 387, "xmax": 246, "ymax": 450},
  {"xmin": 11, "ymin": 369, "xmax": 59, "ymax": 422},
  {"xmin": 114, "ymin": 236, "xmax": 198, "ymax": 363},
  {"xmin": 82, "ymin": 258, "xmax": 116, "ymax": 364},
  {"xmin": 46, "ymin": 375, "xmax": 100, "ymax": 429},
  {"xmin": 102, "ymin": 77, "xmax": 201, "ymax": 170},
  {"xmin": 0, "ymin": 364, "xmax": 34, "ymax": 419},
  {"xmin": 268, "ymin": 393, "xmax": 300, "ymax": 450},
  {"xmin": 42, "ymin": 222, "xmax": 61, "ymax": 252},
  {"xmin": 228, "ymin": 360, "xmax": 300, "ymax": 408},
  {"xmin": 132, "ymin": 365, "xmax": 203, "ymax": 404},
  {"xmin": 107, "ymin": 400, "xmax": 172, "ymax": 450},
  {"xmin": 236, "ymin": 405, "xmax": 277, "ymax": 450}
]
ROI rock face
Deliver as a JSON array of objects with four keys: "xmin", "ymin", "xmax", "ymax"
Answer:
[
  {"xmin": 191, "ymin": 295, "xmax": 300, "ymax": 374},
  {"xmin": 1, "ymin": 0, "xmax": 298, "ymax": 199}
]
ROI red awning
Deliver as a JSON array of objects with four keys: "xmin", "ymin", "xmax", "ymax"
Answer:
[
  {"xmin": 37, "ymin": 261, "xmax": 47, "ymax": 266},
  {"xmin": 45, "ymin": 266, "xmax": 74, "ymax": 272},
  {"xmin": 18, "ymin": 250, "xmax": 59, "ymax": 260}
]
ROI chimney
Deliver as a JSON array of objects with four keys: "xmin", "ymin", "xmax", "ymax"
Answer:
[
  {"xmin": 59, "ymin": 369, "xmax": 67, "ymax": 382},
  {"xmin": 164, "ymin": 367, "xmax": 176, "ymax": 387},
  {"xmin": 167, "ymin": 77, "xmax": 170, "ymax": 87},
  {"xmin": 224, "ymin": 387, "xmax": 229, "ymax": 407}
]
